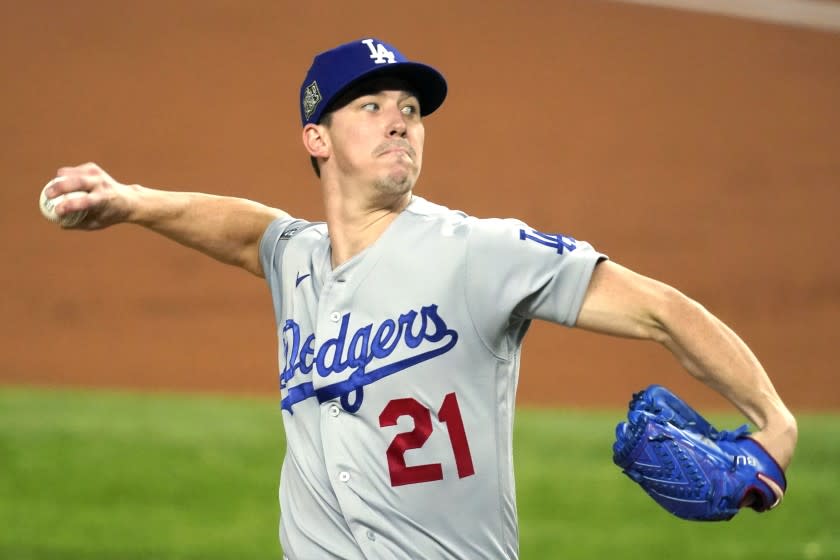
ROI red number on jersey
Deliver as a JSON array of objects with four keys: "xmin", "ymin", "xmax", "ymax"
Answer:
[
  {"xmin": 438, "ymin": 392, "xmax": 475, "ymax": 478},
  {"xmin": 379, "ymin": 398, "xmax": 443, "ymax": 486},
  {"xmin": 378, "ymin": 392, "xmax": 475, "ymax": 487}
]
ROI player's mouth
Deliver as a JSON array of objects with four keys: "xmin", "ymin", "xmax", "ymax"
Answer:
[
  {"xmin": 375, "ymin": 143, "xmax": 415, "ymax": 160},
  {"xmin": 383, "ymin": 150, "xmax": 412, "ymax": 163}
]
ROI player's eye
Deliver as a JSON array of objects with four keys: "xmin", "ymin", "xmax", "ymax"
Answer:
[
  {"xmin": 361, "ymin": 102, "xmax": 379, "ymax": 112},
  {"xmin": 401, "ymin": 104, "xmax": 419, "ymax": 116}
]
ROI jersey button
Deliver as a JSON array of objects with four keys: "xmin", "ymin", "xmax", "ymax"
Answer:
[
  {"xmin": 330, "ymin": 311, "xmax": 341, "ymax": 322},
  {"xmin": 338, "ymin": 471, "xmax": 350, "ymax": 483},
  {"xmin": 329, "ymin": 404, "xmax": 340, "ymax": 417},
  {"xmin": 366, "ymin": 530, "xmax": 376, "ymax": 541}
]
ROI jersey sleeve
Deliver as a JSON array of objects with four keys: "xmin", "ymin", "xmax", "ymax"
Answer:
[
  {"xmin": 465, "ymin": 218, "xmax": 607, "ymax": 355},
  {"xmin": 259, "ymin": 216, "xmax": 313, "ymax": 321}
]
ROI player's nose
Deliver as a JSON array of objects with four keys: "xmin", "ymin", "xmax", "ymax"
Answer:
[
  {"xmin": 388, "ymin": 119, "xmax": 407, "ymax": 138},
  {"xmin": 385, "ymin": 106, "xmax": 408, "ymax": 137}
]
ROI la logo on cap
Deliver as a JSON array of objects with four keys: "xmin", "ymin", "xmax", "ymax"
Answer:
[
  {"xmin": 361, "ymin": 39, "xmax": 396, "ymax": 64},
  {"xmin": 298, "ymin": 37, "xmax": 447, "ymax": 125}
]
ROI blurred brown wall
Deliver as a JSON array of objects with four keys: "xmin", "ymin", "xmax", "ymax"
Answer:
[{"xmin": 1, "ymin": 1, "xmax": 838, "ymax": 410}]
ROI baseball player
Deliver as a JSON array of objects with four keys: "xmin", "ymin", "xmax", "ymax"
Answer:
[{"xmin": 45, "ymin": 38, "xmax": 797, "ymax": 559}]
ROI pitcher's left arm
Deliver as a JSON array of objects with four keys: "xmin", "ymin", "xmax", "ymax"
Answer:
[{"xmin": 575, "ymin": 260, "xmax": 798, "ymax": 469}]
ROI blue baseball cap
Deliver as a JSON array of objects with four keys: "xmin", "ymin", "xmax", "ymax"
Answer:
[{"xmin": 300, "ymin": 38, "xmax": 447, "ymax": 126}]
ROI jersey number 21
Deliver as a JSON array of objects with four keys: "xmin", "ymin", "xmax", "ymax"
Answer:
[{"xmin": 379, "ymin": 392, "xmax": 475, "ymax": 487}]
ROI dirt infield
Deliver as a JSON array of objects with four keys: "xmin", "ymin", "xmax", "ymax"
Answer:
[{"xmin": 1, "ymin": 1, "xmax": 837, "ymax": 410}]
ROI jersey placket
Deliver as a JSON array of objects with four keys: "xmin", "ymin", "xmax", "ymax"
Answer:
[{"xmin": 314, "ymin": 264, "xmax": 379, "ymax": 554}]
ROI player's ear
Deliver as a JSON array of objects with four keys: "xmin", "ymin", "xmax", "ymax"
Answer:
[{"xmin": 302, "ymin": 124, "xmax": 329, "ymax": 159}]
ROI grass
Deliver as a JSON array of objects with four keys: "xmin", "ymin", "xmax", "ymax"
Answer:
[
  {"xmin": 515, "ymin": 408, "xmax": 840, "ymax": 559},
  {"xmin": 0, "ymin": 388, "xmax": 284, "ymax": 560},
  {"xmin": 1, "ymin": 386, "xmax": 837, "ymax": 559}
]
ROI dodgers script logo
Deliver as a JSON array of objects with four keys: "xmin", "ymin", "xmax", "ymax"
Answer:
[{"xmin": 280, "ymin": 304, "xmax": 458, "ymax": 414}]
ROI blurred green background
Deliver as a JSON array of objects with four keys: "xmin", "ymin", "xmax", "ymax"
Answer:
[{"xmin": 2, "ymin": 387, "xmax": 837, "ymax": 559}]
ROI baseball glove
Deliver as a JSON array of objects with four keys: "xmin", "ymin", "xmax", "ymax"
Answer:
[{"xmin": 612, "ymin": 384, "xmax": 786, "ymax": 521}]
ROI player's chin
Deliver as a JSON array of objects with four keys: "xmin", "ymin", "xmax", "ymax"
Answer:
[{"xmin": 374, "ymin": 170, "xmax": 417, "ymax": 196}]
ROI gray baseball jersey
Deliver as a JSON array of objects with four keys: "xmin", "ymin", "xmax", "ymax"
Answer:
[{"xmin": 259, "ymin": 196, "xmax": 606, "ymax": 560}]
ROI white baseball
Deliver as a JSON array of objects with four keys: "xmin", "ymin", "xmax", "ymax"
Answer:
[{"xmin": 39, "ymin": 177, "xmax": 89, "ymax": 228}]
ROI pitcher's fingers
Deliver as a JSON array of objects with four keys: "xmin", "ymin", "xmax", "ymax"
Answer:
[
  {"xmin": 55, "ymin": 189, "xmax": 102, "ymax": 215},
  {"xmin": 42, "ymin": 176, "xmax": 68, "ymax": 199},
  {"xmin": 56, "ymin": 166, "xmax": 78, "ymax": 177},
  {"xmin": 45, "ymin": 174, "xmax": 82, "ymax": 197},
  {"xmin": 46, "ymin": 173, "xmax": 100, "ymax": 198},
  {"xmin": 52, "ymin": 164, "xmax": 94, "ymax": 191},
  {"xmin": 43, "ymin": 175, "xmax": 86, "ymax": 198},
  {"xmin": 57, "ymin": 162, "xmax": 100, "ymax": 176}
]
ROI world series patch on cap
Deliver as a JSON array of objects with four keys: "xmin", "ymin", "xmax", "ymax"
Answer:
[{"xmin": 299, "ymin": 38, "xmax": 448, "ymax": 126}]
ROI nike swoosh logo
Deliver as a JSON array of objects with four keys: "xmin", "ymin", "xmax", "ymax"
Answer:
[{"xmin": 295, "ymin": 272, "xmax": 311, "ymax": 287}]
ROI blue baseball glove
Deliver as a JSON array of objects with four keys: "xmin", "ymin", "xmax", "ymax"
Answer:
[{"xmin": 612, "ymin": 384, "xmax": 787, "ymax": 521}]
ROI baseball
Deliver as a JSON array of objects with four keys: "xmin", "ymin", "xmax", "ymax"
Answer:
[{"xmin": 39, "ymin": 177, "xmax": 89, "ymax": 228}]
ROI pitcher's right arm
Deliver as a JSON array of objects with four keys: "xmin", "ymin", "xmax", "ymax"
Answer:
[{"xmin": 47, "ymin": 162, "xmax": 288, "ymax": 277}]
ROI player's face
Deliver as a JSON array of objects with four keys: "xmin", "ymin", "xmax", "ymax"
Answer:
[{"xmin": 326, "ymin": 84, "xmax": 425, "ymax": 196}]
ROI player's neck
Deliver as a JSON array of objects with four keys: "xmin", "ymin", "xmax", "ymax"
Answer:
[{"xmin": 321, "ymin": 186, "xmax": 411, "ymax": 268}]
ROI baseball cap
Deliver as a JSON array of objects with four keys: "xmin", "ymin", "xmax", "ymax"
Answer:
[{"xmin": 300, "ymin": 38, "xmax": 447, "ymax": 126}]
